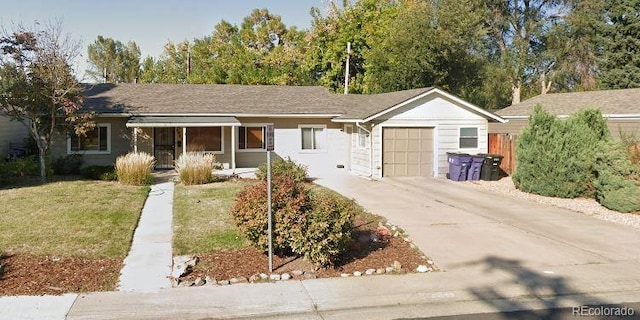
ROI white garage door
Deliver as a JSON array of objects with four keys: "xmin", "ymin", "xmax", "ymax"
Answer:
[{"xmin": 382, "ymin": 127, "xmax": 434, "ymax": 177}]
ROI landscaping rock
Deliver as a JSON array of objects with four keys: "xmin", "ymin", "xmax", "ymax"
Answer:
[
  {"xmin": 193, "ymin": 277, "xmax": 205, "ymax": 286},
  {"xmin": 385, "ymin": 267, "xmax": 395, "ymax": 273},
  {"xmin": 340, "ymin": 273, "xmax": 350, "ymax": 277},
  {"xmin": 393, "ymin": 231, "xmax": 400, "ymax": 237},
  {"xmin": 353, "ymin": 271, "xmax": 362, "ymax": 277},
  {"xmin": 217, "ymin": 280, "xmax": 230, "ymax": 285},
  {"xmin": 281, "ymin": 273, "xmax": 291, "ymax": 280},
  {"xmin": 178, "ymin": 280, "xmax": 193, "ymax": 287},
  {"xmin": 416, "ymin": 265, "xmax": 429, "ymax": 273},
  {"xmin": 205, "ymin": 276, "xmax": 216, "ymax": 285},
  {"xmin": 171, "ymin": 255, "xmax": 198, "ymax": 279},
  {"xmin": 392, "ymin": 260, "xmax": 402, "ymax": 270},
  {"xmin": 376, "ymin": 268, "xmax": 386, "ymax": 274},
  {"xmin": 365, "ymin": 268, "xmax": 375, "ymax": 275},
  {"xmin": 249, "ymin": 274, "xmax": 261, "ymax": 283},
  {"xmin": 427, "ymin": 260, "xmax": 434, "ymax": 265},
  {"xmin": 303, "ymin": 272, "xmax": 317, "ymax": 279},
  {"xmin": 230, "ymin": 277, "xmax": 248, "ymax": 284},
  {"xmin": 370, "ymin": 234, "xmax": 380, "ymax": 242},
  {"xmin": 270, "ymin": 274, "xmax": 281, "ymax": 281},
  {"xmin": 292, "ymin": 270, "xmax": 304, "ymax": 276},
  {"xmin": 259, "ymin": 273, "xmax": 269, "ymax": 280}
]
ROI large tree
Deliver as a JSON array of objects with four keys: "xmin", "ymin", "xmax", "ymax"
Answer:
[
  {"xmin": 598, "ymin": 0, "xmax": 640, "ymax": 89},
  {"xmin": 0, "ymin": 22, "xmax": 92, "ymax": 182},
  {"xmin": 87, "ymin": 35, "xmax": 141, "ymax": 83}
]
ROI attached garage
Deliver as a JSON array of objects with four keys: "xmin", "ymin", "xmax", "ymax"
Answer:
[{"xmin": 382, "ymin": 127, "xmax": 434, "ymax": 177}]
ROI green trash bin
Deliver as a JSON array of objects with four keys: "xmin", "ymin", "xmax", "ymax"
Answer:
[{"xmin": 479, "ymin": 154, "xmax": 503, "ymax": 181}]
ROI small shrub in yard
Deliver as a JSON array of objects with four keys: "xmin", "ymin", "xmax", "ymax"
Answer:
[
  {"xmin": 594, "ymin": 142, "xmax": 640, "ymax": 213},
  {"xmin": 256, "ymin": 158, "xmax": 308, "ymax": 182},
  {"xmin": 115, "ymin": 152, "xmax": 155, "ymax": 185},
  {"xmin": 52, "ymin": 154, "xmax": 84, "ymax": 175},
  {"xmin": 81, "ymin": 165, "xmax": 117, "ymax": 181},
  {"xmin": 175, "ymin": 152, "xmax": 216, "ymax": 185},
  {"xmin": 1, "ymin": 156, "xmax": 39, "ymax": 177},
  {"xmin": 229, "ymin": 177, "xmax": 310, "ymax": 253},
  {"xmin": 290, "ymin": 189, "xmax": 356, "ymax": 267}
]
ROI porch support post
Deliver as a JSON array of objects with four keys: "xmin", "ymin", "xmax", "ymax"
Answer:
[
  {"xmin": 231, "ymin": 126, "xmax": 236, "ymax": 169},
  {"xmin": 182, "ymin": 127, "xmax": 187, "ymax": 155},
  {"xmin": 133, "ymin": 128, "xmax": 138, "ymax": 153}
]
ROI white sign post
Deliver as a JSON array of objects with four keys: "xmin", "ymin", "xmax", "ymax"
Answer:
[{"xmin": 266, "ymin": 124, "xmax": 275, "ymax": 273}]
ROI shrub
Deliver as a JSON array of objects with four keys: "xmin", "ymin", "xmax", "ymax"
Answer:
[
  {"xmin": 115, "ymin": 152, "xmax": 155, "ymax": 185},
  {"xmin": 81, "ymin": 165, "xmax": 117, "ymax": 181},
  {"xmin": 52, "ymin": 154, "xmax": 84, "ymax": 175},
  {"xmin": 229, "ymin": 177, "xmax": 309, "ymax": 253},
  {"xmin": 256, "ymin": 158, "xmax": 308, "ymax": 183},
  {"xmin": 175, "ymin": 152, "xmax": 216, "ymax": 185},
  {"xmin": 1, "ymin": 156, "xmax": 39, "ymax": 177},
  {"xmin": 513, "ymin": 106, "xmax": 610, "ymax": 198},
  {"xmin": 290, "ymin": 188, "xmax": 356, "ymax": 266},
  {"xmin": 594, "ymin": 142, "xmax": 640, "ymax": 213}
]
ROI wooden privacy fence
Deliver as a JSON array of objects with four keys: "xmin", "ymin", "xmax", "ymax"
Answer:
[{"xmin": 488, "ymin": 133, "xmax": 517, "ymax": 176}]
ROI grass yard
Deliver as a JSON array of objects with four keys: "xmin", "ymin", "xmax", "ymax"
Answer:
[
  {"xmin": 0, "ymin": 180, "xmax": 149, "ymax": 258},
  {"xmin": 173, "ymin": 181, "xmax": 252, "ymax": 255}
]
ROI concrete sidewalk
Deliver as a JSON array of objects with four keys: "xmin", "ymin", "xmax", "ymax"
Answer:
[{"xmin": 118, "ymin": 181, "xmax": 174, "ymax": 292}]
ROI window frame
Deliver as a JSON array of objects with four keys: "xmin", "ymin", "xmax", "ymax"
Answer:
[
  {"xmin": 67, "ymin": 123, "xmax": 111, "ymax": 155},
  {"xmin": 186, "ymin": 126, "xmax": 224, "ymax": 154},
  {"xmin": 357, "ymin": 127, "xmax": 367, "ymax": 149},
  {"xmin": 237, "ymin": 124, "xmax": 268, "ymax": 152},
  {"xmin": 458, "ymin": 126, "xmax": 479, "ymax": 149},
  {"xmin": 299, "ymin": 124, "xmax": 327, "ymax": 153}
]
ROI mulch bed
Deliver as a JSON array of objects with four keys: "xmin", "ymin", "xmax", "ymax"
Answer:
[{"xmin": 0, "ymin": 254, "xmax": 121, "ymax": 296}]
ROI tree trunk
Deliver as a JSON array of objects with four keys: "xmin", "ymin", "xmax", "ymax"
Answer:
[
  {"xmin": 511, "ymin": 81, "xmax": 522, "ymax": 105},
  {"xmin": 36, "ymin": 140, "xmax": 48, "ymax": 183},
  {"xmin": 540, "ymin": 73, "xmax": 552, "ymax": 95}
]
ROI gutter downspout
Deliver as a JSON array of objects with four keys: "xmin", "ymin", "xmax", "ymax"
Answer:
[{"xmin": 356, "ymin": 121, "xmax": 374, "ymax": 179}]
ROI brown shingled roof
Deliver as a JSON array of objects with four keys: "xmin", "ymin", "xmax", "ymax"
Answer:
[{"xmin": 496, "ymin": 88, "xmax": 640, "ymax": 117}]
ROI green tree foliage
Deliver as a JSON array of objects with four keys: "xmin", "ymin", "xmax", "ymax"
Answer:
[
  {"xmin": 513, "ymin": 106, "xmax": 610, "ymax": 198},
  {"xmin": 594, "ymin": 141, "xmax": 640, "ymax": 213},
  {"xmin": 0, "ymin": 22, "xmax": 92, "ymax": 182},
  {"xmin": 87, "ymin": 36, "xmax": 141, "ymax": 83},
  {"xmin": 598, "ymin": 0, "xmax": 640, "ymax": 89}
]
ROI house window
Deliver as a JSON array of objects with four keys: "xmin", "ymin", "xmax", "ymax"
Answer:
[
  {"xmin": 459, "ymin": 127, "xmax": 479, "ymax": 149},
  {"xmin": 300, "ymin": 125, "xmax": 326, "ymax": 151},
  {"xmin": 68, "ymin": 124, "xmax": 110, "ymax": 154},
  {"xmin": 187, "ymin": 127, "xmax": 223, "ymax": 153},
  {"xmin": 358, "ymin": 128, "xmax": 367, "ymax": 148},
  {"xmin": 239, "ymin": 126, "xmax": 265, "ymax": 150}
]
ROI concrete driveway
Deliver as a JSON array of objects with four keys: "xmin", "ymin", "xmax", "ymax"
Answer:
[{"xmin": 315, "ymin": 173, "xmax": 640, "ymax": 273}]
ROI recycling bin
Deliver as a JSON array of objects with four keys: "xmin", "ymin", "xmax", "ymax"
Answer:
[
  {"xmin": 466, "ymin": 156, "xmax": 485, "ymax": 181},
  {"xmin": 447, "ymin": 152, "xmax": 472, "ymax": 181},
  {"xmin": 479, "ymin": 154, "xmax": 504, "ymax": 181}
]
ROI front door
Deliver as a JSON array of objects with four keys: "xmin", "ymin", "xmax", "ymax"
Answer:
[{"xmin": 154, "ymin": 127, "xmax": 175, "ymax": 169}]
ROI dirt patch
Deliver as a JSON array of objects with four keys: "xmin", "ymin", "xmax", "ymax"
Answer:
[{"xmin": 0, "ymin": 254, "xmax": 121, "ymax": 296}]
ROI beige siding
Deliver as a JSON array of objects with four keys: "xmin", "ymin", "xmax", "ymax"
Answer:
[
  {"xmin": 51, "ymin": 117, "xmax": 132, "ymax": 167},
  {"xmin": 488, "ymin": 119, "xmax": 528, "ymax": 135},
  {"xmin": 0, "ymin": 116, "xmax": 28, "ymax": 156},
  {"xmin": 608, "ymin": 119, "xmax": 640, "ymax": 140},
  {"xmin": 491, "ymin": 118, "xmax": 640, "ymax": 141}
]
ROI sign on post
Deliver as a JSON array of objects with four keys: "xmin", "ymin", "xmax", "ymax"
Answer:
[{"xmin": 266, "ymin": 124, "xmax": 275, "ymax": 272}]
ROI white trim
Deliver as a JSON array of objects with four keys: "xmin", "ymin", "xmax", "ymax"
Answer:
[
  {"xmin": 298, "ymin": 124, "xmax": 328, "ymax": 153},
  {"xmin": 126, "ymin": 122, "xmax": 238, "ymax": 128},
  {"xmin": 363, "ymin": 88, "xmax": 506, "ymax": 123},
  {"xmin": 458, "ymin": 126, "xmax": 480, "ymax": 150},
  {"xmin": 67, "ymin": 123, "xmax": 112, "ymax": 155},
  {"xmin": 357, "ymin": 127, "xmax": 367, "ymax": 150},
  {"xmin": 502, "ymin": 114, "xmax": 640, "ymax": 120},
  {"xmin": 128, "ymin": 113, "xmax": 341, "ymax": 118},
  {"xmin": 236, "ymin": 123, "xmax": 271, "ymax": 153},
  {"xmin": 378, "ymin": 124, "xmax": 438, "ymax": 179},
  {"xmin": 185, "ymin": 126, "xmax": 225, "ymax": 155}
]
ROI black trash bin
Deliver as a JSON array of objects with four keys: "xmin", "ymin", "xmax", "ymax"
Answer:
[
  {"xmin": 447, "ymin": 153, "xmax": 472, "ymax": 181},
  {"xmin": 467, "ymin": 156, "xmax": 485, "ymax": 181},
  {"xmin": 479, "ymin": 154, "xmax": 503, "ymax": 181}
]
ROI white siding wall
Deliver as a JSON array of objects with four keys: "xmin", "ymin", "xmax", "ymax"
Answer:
[
  {"xmin": 350, "ymin": 124, "xmax": 373, "ymax": 177},
  {"xmin": 0, "ymin": 116, "xmax": 28, "ymax": 156},
  {"xmin": 370, "ymin": 95, "xmax": 489, "ymax": 179}
]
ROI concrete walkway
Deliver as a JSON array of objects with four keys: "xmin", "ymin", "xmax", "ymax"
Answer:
[{"xmin": 118, "ymin": 181, "xmax": 174, "ymax": 292}]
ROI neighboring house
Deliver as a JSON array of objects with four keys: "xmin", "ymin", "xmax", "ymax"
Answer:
[
  {"xmin": 52, "ymin": 83, "xmax": 504, "ymax": 179},
  {"xmin": 0, "ymin": 115, "xmax": 28, "ymax": 158},
  {"xmin": 489, "ymin": 88, "xmax": 640, "ymax": 139}
]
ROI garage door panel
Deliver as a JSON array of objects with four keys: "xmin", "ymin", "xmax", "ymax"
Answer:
[{"xmin": 383, "ymin": 127, "xmax": 434, "ymax": 178}]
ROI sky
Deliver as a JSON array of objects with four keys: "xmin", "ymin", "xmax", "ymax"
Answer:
[{"xmin": 0, "ymin": 0, "xmax": 328, "ymax": 81}]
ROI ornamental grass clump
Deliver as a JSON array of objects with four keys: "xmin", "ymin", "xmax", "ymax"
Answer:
[
  {"xmin": 115, "ymin": 152, "xmax": 155, "ymax": 185},
  {"xmin": 175, "ymin": 152, "xmax": 217, "ymax": 185}
]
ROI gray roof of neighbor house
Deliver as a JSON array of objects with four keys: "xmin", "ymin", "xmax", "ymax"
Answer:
[
  {"xmin": 496, "ymin": 88, "xmax": 640, "ymax": 117},
  {"xmin": 82, "ymin": 83, "xmax": 502, "ymax": 121}
]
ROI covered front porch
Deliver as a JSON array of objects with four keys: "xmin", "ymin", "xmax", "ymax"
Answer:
[{"xmin": 126, "ymin": 116, "xmax": 246, "ymax": 169}]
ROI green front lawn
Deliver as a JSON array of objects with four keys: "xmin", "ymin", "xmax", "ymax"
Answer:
[
  {"xmin": 0, "ymin": 180, "xmax": 149, "ymax": 258},
  {"xmin": 173, "ymin": 181, "xmax": 252, "ymax": 255}
]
